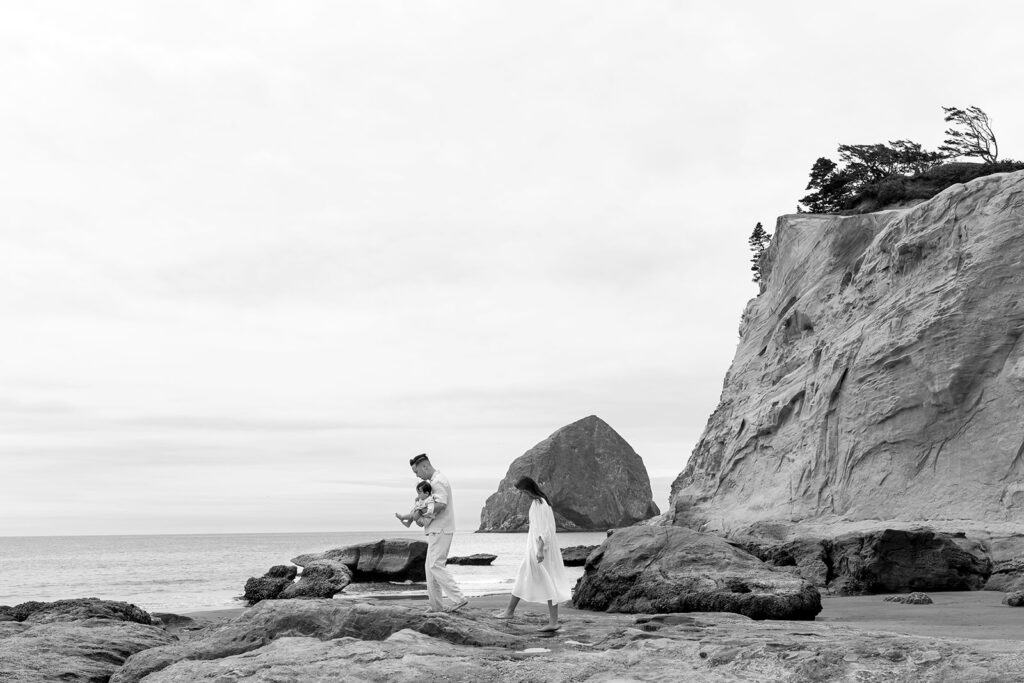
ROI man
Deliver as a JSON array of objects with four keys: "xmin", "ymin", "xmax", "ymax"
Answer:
[{"xmin": 410, "ymin": 453, "xmax": 467, "ymax": 613}]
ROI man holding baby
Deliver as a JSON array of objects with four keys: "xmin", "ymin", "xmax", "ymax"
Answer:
[{"xmin": 408, "ymin": 453, "xmax": 467, "ymax": 613}]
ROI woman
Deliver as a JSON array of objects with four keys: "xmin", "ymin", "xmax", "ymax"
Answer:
[{"xmin": 494, "ymin": 476, "xmax": 571, "ymax": 631}]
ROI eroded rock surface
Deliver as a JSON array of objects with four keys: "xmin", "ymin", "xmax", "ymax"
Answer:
[
  {"xmin": 0, "ymin": 599, "xmax": 172, "ymax": 683},
  {"xmin": 126, "ymin": 607, "xmax": 1024, "ymax": 682},
  {"xmin": 671, "ymin": 171, "xmax": 1024, "ymax": 536},
  {"xmin": 572, "ymin": 526, "xmax": 822, "ymax": 620},
  {"xmin": 110, "ymin": 598, "xmax": 524, "ymax": 683},
  {"xmin": 479, "ymin": 415, "xmax": 660, "ymax": 531}
]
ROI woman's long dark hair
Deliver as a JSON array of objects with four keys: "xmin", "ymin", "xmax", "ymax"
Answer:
[{"xmin": 514, "ymin": 476, "xmax": 550, "ymax": 505}]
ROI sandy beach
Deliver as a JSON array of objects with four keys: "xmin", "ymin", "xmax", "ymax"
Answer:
[{"xmin": 182, "ymin": 589, "xmax": 1024, "ymax": 641}]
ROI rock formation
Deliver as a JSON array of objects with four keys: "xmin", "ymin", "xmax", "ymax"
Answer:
[
  {"xmin": 111, "ymin": 598, "xmax": 525, "ymax": 683},
  {"xmin": 740, "ymin": 528, "xmax": 992, "ymax": 595},
  {"xmin": 446, "ymin": 554, "xmax": 497, "ymax": 565},
  {"xmin": 572, "ymin": 526, "xmax": 822, "ymax": 620},
  {"xmin": 671, "ymin": 171, "xmax": 1024, "ymax": 541},
  {"xmin": 292, "ymin": 539, "xmax": 428, "ymax": 582},
  {"xmin": 560, "ymin": 544, "xmax": 599, "ymax": 566},
  {"xmin": 0, "ymin": 599, "xmax": 173, "ymax": 682},
  {"xmin": 9, "ymin": 594, "xmax": 1024, "ymax": 681},
  {"xmin": 110, "ymin": 607, "xmax": 1024, "ymax": 682},
  {"xmin": 243, "ymin": 564, "xmax": 300, "ymax": 604},
  {"xmin": 479, "ymin": 415, "xmax": 660, "ymax": 531}
]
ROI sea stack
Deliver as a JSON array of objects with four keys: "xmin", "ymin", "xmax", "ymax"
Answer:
[
  {"xmin": 478, "ymin": 415, "xmax": 660, "ymax": 531},
  {"xmin": 670, "ymin": 171, "xmax": 1024, "ymax": 539}
]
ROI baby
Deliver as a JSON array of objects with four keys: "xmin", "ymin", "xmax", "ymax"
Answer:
[{"xmin": 395, "ymin": 481, "xmax": 436, "ymax": 528}]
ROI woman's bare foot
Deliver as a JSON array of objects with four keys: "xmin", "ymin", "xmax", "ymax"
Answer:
[
  {"xmin": 492, "ymin": 610, "xmax": 514, "ymax": 619},
  {"xmin": 538, "ymin": 623, "xmax": 560, "ymax": 632}
]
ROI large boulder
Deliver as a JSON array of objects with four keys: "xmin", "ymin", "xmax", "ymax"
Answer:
[
  {"xmin": 827, "ymin": 529, "xmax": 991, "ymax": 594},
  {"xmin": 292, "ymin": 539, "xmax": 427, "ymax": 582},
  {"xmin": 743, "ymin": 529, "xmax": 992, "ymax": 595},
  {"xmin": 0, "ymin": 599, "xmax": 172, "ymax": 683},
  {"xmin": 670, "ymin": 171, "xmax": 1024, "ymax": 535},
  {"xmin": 478, "ymin": 415, "xmax": 661, "ymax": 531},
  {"xmin": 572, "ymin": 526, "xmax": 822, "ymax": 620},
  {"xmin": 279, "ymin": 561, "xmax": 352, "ymax": 599}
]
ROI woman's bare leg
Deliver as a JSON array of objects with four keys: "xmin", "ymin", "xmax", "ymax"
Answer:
[
  {"xmin": 494, "ymin": 595, "xmax": 520, "ymax": 619},
  {"xmin": 538, "ymin": 601, "xmax": 560, "ymax": 631}
]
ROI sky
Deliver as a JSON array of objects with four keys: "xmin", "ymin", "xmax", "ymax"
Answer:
[{"xmin": 3, "ymin": 1, "xmax": 1023, "ymax": 536}]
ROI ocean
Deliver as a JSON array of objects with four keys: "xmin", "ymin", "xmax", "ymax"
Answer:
[{"xmin": 0, "ymin": 530, "xmax": 608, "ymax": 614}]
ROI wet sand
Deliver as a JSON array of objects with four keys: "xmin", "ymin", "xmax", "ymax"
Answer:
[{"xmin": 182, "ymin": 590, "xmax": 1024, "ymax": 641}]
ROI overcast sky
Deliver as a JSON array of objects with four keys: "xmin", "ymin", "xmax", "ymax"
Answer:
[{"xmin": 3, "ymin": 2, "xmax": 1023, "ymax": 536}]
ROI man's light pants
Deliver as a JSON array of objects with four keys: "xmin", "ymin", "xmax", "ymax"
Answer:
[{"xmin": 425, "ymin": 531, "xmax": 464, "ymax": 611}]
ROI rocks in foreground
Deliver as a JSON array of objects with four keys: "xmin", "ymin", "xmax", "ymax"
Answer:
[
  {"xmin": 741, "ymin": 528, "xmax": 992, "ymax": 595},
  {"xmin": 572, "ymin": 526, "xmax": 822, "ymax": 620},
  {"xmin": 0, "ymin": 598, "xmax": 173, "ymax": 683},
  {"xmin": 116, "ymin": 601, "xmax": 1024, "ymax": 682},
  {"xmin": 478, "ymin": 415, "xmax": 660, "ymax": 531},
  {"xmin": 560, "ymin": 545, "xmax": 599, "ymax": 567},
  {"xmin": 884, "ymin": 592, "xmax": 933, "ymax": 605},
  {"xmin": 1003, "ymin": 591, "xmax": 1024, "ymax": 607},
  {"xmin": 110, "ymin": 598, "xmax": 525, "ymax": 683},
  {"xmin": 447, "ymin": 553, "xmax": 497, "ymax": 565}
]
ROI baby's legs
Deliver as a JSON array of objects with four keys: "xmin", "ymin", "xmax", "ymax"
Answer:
[{"xmin": 394, "ymin": 508, "xmax": 416, "ymax": 527}]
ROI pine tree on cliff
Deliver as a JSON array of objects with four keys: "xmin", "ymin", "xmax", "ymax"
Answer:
[
  {"xmin": 748, "ymin": 222, "xmax": 771, "ymax": 283},
  {"xmin": 939, "ymin": 105, "xmax": 999, "ymax": 164}
]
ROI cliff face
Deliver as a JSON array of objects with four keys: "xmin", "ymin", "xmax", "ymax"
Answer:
[
  {"xmin": 479, "ymin": 415, "xmax": 660, "ymax": 531},
  {"xmin": 671, "ymin": 171, "xmax": 1024, "ymax": 535}
]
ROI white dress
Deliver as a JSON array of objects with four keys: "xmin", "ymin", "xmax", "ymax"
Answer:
[{"xmin": 511, "ymin": 499, "xmax": 572, "ymax": 604}]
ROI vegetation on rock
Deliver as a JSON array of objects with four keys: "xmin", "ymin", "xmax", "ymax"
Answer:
[
  {"xmin": 748, "ymin": 222, "xmax": 771, "ymax": 284},
  {"xmin": 799, "ymin": 106, "xmax": 1022, "ymax": 214}
]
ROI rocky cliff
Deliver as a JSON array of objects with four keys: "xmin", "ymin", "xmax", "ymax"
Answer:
[
  {"xmin": 671, "ymin": 171, "xmax": 1024, "ymax": 538},
  {"xmin": 478, "ymin": 415, "xmax": 660, "ymax": 531}
]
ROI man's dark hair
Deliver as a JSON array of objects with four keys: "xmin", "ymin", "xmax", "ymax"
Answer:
[
  {"xmin": 409, "ymin": 453, "xmax": 429, "ymax": 467},
  {"xmin": 416, "ymin": 481, "xmax": 432, "ymax": 495}
]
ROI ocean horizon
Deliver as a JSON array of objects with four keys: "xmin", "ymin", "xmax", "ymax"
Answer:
[{"xmin": 0, "ymin": 529, "xmax": 607, "ymax": 614}]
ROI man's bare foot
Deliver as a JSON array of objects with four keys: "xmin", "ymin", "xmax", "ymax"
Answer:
[
  {"xmin": 446, "ymin": 599, "xmax": 469, "ymax": 613},
  {"xmin": 538, "ymin": 623, "xmax": 560, "ymax": 632}
]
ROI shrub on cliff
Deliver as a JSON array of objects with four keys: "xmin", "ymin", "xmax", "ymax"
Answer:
[
  {"xmin": 800, "ymin": 140, "xmax": 944, "ymax": 213},
  {"xmin": 851, "ymin": 160, "xmax": 1024, "ymax": 212},
  {"xmin": 800, "ymin": 106, "xmax": 1021, "ymax": 214}
]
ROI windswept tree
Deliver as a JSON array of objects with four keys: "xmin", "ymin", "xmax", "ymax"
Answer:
[
  {"xmin": 749, "ymin": 222, "xmax": 771, "ymax": 283},
  {"xmin": 800, "ymin": 140, "xmax": 943, "ymax": 213},
  {"xmin": 939, "ymin": 105, "xmax": 999, "ymax": 163}
]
